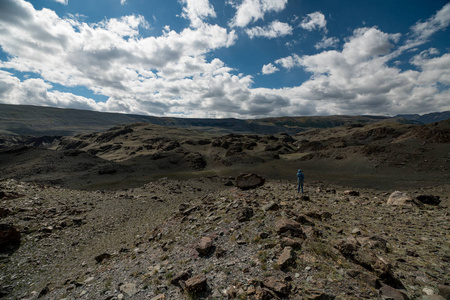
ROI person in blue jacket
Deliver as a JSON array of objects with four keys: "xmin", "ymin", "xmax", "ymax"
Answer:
[{"xmin": 297, "ymin": 169, "xmax": 304, "ymax": 193}]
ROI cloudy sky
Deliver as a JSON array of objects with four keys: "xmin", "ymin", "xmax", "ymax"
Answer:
[{"xmin": 0, "ymin": 0, "xmax": 449, "ymax": 118}]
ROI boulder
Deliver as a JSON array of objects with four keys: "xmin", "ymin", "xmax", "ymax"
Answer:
[
  {"xmin": 334, "ymin": 237, "xmax": 360, "ymax": 257},
  {"xmin": 280, "ymin": 237, "xmax": 302, "ymax": 249},
  {"xmin": 263, "ymin": 277, "xmax": 289, "ymax": 296},
  {"xmin": 387, "ymin": 191, "xmax": 413, "ymax": 206},
  {"xmin": 379, "ymin": 284, "xmax": 409, "ymax": 300},
  {"xmin": 416, "ymin": 195, "xmax": 441, "ymax": 206},
  {"xmin": 438, "ymin": 284, "xmax": 450, "ymax": 300},
  {"xmin": 277, "ymin": 246, "xmax": 296, "ymax": 269},
  {"xmin": 235, "ymin": 173, "xmax": 265, "ymax": 190},
  {"xmin": 195, "ymin": 237, "xmax": 213, "ymax": 256},
  {"xmin": 183, "ymin": 274, "xmax": 207, "ymax": 293},
  {"xmin": 170, "ymin": 270, "xmax": 192, "ymax": 286},
  {"xmin": 0, "ymin": 224, "xmax": 21, "ymax": 252},
  {"xmin": 237, "ymin": 207, "xmax": 254, "ymax": 222},
  {"xmin": 0, "ymin": 208, "xmax": 11, "ymax": 218},
  {"xmin": 275, "ymin": 219, "xmax": 305, "ymax": 238}
]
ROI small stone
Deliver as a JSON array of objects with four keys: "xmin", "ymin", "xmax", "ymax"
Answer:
[
  {"xmin": 423, "ymin": 288, "xmax": 435, "ymax": 296},
  {"xmin": 151, "ymin": 294, "xmax": 166, "ymax": 300},
  {"xmin": 262, "ymin": 202, "xmax": 279, "ymax": 212},
  {"xmin": 94, "ymin": 253, "xmax": 111, "ymax": 263},
  {"xmin": 344, "ymin": 190, "xmax": 360, "ymax": 196},
  {"xmin": 120, "ymin": 283, "xmax": 138, "ymax": 296},
  {"xmin": 351, "ymin": 228, "xmax": 362, "ymax": 235},
  {"xmin": 237, "ymin": 207, "xmax": 254, "ymax": 222}
]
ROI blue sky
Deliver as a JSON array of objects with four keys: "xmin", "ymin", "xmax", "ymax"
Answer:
[{"xmin": 0, "ymin": 0, "xmax": 449, "ymax": 118}]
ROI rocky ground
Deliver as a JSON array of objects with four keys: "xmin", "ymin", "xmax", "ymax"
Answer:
[{"xmin": 1, "ymin": 176, "xmax": 449, "ymax": 300}]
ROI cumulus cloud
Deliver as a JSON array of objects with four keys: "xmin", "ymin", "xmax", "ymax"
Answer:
[
  {"xmin": 0, "ymin": 0, "xmax": 449, "ymax": 118},
  {"xmin": 315, "ymin": 36, "xmax": 339, "ymax": 49},
  {"xmin": 274, "ymin": 54, "xmax": 301, "ymax": 69},
  {"xmin": 180, "ymin": 0, "xmax": 217, "ymax": 28},
  {"xmin": 229, "ymin": 0, "xmax": 288, "ymax": 28},
  {"xmin": 299, "ymin": 12, "xmax": 327, "ymax": 32},
  {"xmin": 262, "ymin": 24, "xmax": 450, "ymax": 115},
  {"xmin": 245, "ymin": 20, "xmax": 293, "ymax": 39},
  {"xmin": 261, "ymin": 63, "xmax": 279, "ymax": 74},
  {"xmin": 120, "ymin": 0, "xmax": 126, "ymax": 5}
]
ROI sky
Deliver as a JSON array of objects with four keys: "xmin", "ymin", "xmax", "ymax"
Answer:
[{"xmin": 0, "ymin": 0, "xmax": 449, "ymax": 118}]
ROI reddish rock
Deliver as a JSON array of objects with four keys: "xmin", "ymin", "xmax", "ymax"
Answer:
[
  {"xmin": 277, "ymin": 246, "xmax": 296, "ymax": 269},
  {"xmin": 263, "ymin": 277, "xmax": 289, "ymax": 296}
]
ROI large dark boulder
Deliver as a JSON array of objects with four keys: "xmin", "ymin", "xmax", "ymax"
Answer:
[
  {"xmin": 0, "ymin": 224, "xmax": 21, "ymax": 252},
  {"xmin": 235, "ymin": 173, "xmax": 265, "ymax": 190}
]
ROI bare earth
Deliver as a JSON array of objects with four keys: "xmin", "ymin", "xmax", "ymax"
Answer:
[{"xmin": 0, "ymin": 120, "xmax": 449, "ymax": 299}]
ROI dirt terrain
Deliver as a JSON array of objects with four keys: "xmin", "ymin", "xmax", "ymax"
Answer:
[{"xmin": 0, "ymin": 118, "xmax": 449, "ymax": 299}]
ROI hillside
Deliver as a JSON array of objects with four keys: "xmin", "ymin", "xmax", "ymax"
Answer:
[
  {"xmin": 0, "ymin": 118, "xmax": 449, "ymax": 299},
  {"xmin": 0, "ymin": 119, "xmax": 449, "ymax": 190},
  {"xmin": 0, "ymin": 103, "xmax": 395, "ymax": 136}
]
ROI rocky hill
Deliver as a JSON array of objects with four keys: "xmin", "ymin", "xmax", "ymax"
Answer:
[
  {"xmin": 0, "ymin": 119, "xmax": 448, "ymax": 190},
  {"xmin": 0, "ymin": 118, "xmax": 449, "ymax": 299}
]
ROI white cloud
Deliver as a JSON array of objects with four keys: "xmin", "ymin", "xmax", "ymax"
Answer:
[
  {"xmin": 315, "ymin": 36, "xmax": 339, "ymax": 49},
  {"xmin": 261, "ymin": 63, "xmax": 279, "ymax": 74},
  {"xmin": 180, "ymin": 0, "xmax": 217, "ymax": 28},
  {"xmin": 229, "ymin": 0, "xmax": 288, "ymax": 28},
  {"xmin": 263, "ymin": 25, "xmax": 450, "ymax": 116},
  {"xmin": 299, "ymin": 11, "xmax": 327, "ymax": 32},
  {"xmin": 0, "ymin": 0, "xmax": 449, "ymax": 119},
  {"xmin": 245, "ymin": 20, "xmax": 293, "ymax": 39},
  {"xmin": 120, "ymin": 0, "xmax": 127, "ymax": 5},
  {"xmin": 52, "ymin": 0, "xmax": 68, "ymax": 5},
  {"xmin": 274, "ymin": 54, "xmax": 301, "ymax": 69},
  {"xmin": 409, "ymin": 3, "xmax": 450, "ymax": 45}
]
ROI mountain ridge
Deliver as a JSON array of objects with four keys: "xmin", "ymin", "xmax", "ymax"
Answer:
[{"xmin": 4, "ymin": 103, "xmax": 448, "ymax": 136}]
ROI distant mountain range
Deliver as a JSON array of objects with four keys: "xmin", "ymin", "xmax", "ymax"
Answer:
[
  {"xmin": 0, "ymin": 103, "xmax": 449, "ymax": 136},
  {"xmin": 395, "ymin": 111, "xmax": 450, "ymax": 124}
]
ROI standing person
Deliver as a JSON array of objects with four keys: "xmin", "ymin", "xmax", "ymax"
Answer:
[{"xmin": 297, "ymin": 169, "xmax": 304, "ymax": 194}]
